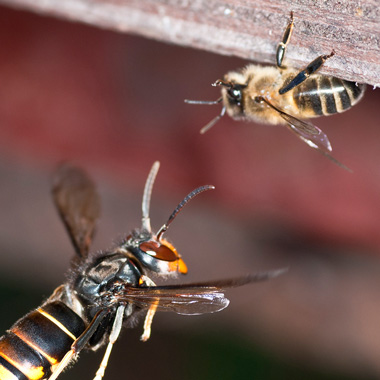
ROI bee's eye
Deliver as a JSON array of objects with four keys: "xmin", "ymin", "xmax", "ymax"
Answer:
[
  {"xmin": 227, "ymin": 84, "xmax": 245, "ymax": 104},
  {"xmin": 231, "ymin": 89, "xmax": 241, "ymax": 99}
]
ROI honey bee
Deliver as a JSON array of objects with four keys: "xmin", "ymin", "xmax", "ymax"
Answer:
[{"xmin": 185, "ymin": 12, "xmax": 365, "ymax": 169}]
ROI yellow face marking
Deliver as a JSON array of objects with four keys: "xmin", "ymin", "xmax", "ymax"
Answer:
[
  {"xmin": 0, "ymin": 364, "xmax": 19, "ymax": 380},
  {"xmin": 0, "ymin": 353, "xmax": 45, "ymax": 380},
  {"xmin": 160, "ymin": 240, "xmax": 188, "ymax": 274},
  {"xmin": 37, "ymin": 308, "xmax": 77, "ymax": 341}
]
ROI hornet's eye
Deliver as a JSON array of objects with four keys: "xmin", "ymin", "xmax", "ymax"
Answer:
[
  {"xmin": 139, "ymin": 240, "xmax": 178, "ymax": 261},
  {"xmin": 139, "ymin": 239, "xmax": 188, "ymax": 274}
]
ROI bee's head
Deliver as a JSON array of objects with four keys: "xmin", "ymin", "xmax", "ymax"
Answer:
[
  {"xmin": 123, "ymin": 162, "xmax": 213, "ymax": 276},
  {"xmin": 219, "ymin": 81, "xmax": 244, "ymax": 106},
  {"xmin": 184, "ymin": 72, "xmax": 246, "ymax": 134},
  {"xmin": 216, "ymin": 78, "xmax": 247, "ymax": 118}
]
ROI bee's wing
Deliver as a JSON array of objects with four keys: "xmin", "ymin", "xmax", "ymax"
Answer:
[
  {"xmin": 281, "ymin": 113, "xmax": 351, "ymax": 171},
  {"xmin": 280, "ymin": 112, "xmax": 332, "ymax": 153},
  {"xmin": 114, "ymin": 269, "xmax": 286, "ymax": 315},
  {"xmin": 52, "ymin": 163, "xmax": 101, "ymax": 258},
  {"xmin": 258, "ymin": 97, "xmax": 350, "ymax": 171}
]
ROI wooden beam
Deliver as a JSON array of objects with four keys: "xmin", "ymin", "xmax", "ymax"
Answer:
[{"xmin": 1, "ymin": 0, "xmax": 379, "ymax": 86}]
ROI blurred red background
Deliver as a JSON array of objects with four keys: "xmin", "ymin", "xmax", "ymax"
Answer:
[{"xmin": 0, "ymin": 5, "xmax": 380, "ymax": 380}]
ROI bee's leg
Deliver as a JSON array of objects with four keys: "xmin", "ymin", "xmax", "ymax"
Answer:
[
  {"xmin": 93, "ymin": 305, "xmax": 125, "ymax": 380},
  {"xmin": 139, "ymin": 275, "xmax": 158, "ymax": 342},
  {"xmin": 279, "ymin": 51, "xmax": 335, "ymax": 94},
  {"xmin": 49, "ymin": 309, "xmax": 110, "ymax": 380},
  {"xmin": 276, "ymin": 11, "xmax": 294, "ymax": 68}
]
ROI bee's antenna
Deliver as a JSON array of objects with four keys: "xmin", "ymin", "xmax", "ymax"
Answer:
[
  {"xmin": 184, "ymin": 95, "xmax": 226, "ymax": 134},
  {"xmin": 184, "ymin": 97, "xmax": 223, "ymax": 105},
  {"xmin": 156, "ymin": 185, "xmax": 215, "ymax": 241},
  {"xmin": 200, "ymin": 107, "xmax": 226, "ymax": 134},
  {"xmin": 141, "ymin": 161, "xmax": 160, "ymax": 232},
  {"xmin": 185, "ymin": 79, "xmax": 230, "ymax": 134}
]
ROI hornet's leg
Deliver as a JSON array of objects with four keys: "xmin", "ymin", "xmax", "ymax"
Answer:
[
  {"xmin": 140, "ymin": 302, "xmax": 159, "ymax": 342},
  {"xmin": 49, "ymin": 309, "xmax": 109, "ymax": 380},
  {"xmin": 139, "ymin": 275, "xmax": 158, "ymax": 342},
  {"xmin": 93, "ymin": 305, "xmax": 125, "ymax": 380}
]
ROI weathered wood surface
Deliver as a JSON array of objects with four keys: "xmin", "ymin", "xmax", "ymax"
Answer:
[{"xmin": 0, "ymin": 0, "xmax": 379, "ymax": 86}]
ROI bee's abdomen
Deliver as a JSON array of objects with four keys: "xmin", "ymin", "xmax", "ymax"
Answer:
[
  {"xmin": 0, "ymin": 301, "xmax": 85, "ymax": 380},
  {"xmin": 293, "ymin": 76, "xmax": 365, "ymax": 116}
]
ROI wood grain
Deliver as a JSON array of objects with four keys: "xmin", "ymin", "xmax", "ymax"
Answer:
[{"xmin": 0, "ymin": 0, "xmax": 379, "ymax": 86}]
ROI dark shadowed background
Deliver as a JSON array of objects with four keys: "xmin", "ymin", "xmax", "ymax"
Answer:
[{"xmin": 0, "ymin": 5, "xmax": 380, "ymax": 380}]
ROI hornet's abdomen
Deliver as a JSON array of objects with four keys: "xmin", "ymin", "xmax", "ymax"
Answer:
[
  {"xmin": 293, "ymin": 76, "xmax": 365, "ymax": 117},
  {"xmin": 0, "ymin": 301, "xmax": 85, "ymax": 380}
]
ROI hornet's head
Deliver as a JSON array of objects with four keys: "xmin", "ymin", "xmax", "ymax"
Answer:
[{"xmin": 123, "ymin": 161, "xmax": 214, "ymax": 276}]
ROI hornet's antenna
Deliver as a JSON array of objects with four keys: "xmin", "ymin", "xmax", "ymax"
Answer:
[
  {"xmin": 141, "ymin": 161, "xmax": 160, "ymax": 232},
  {"xmin": 156, "ymin": 185, "xmax": 215, "ymax": 241}
]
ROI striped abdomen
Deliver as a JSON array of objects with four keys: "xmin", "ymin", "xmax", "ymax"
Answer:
[
  {"xmin": 293, "ymin": 76, "xmax": 366, "ymax": 117},
  {"xmin": 0, "ymin": 301, "xmax": 85, "ymax": 380}
]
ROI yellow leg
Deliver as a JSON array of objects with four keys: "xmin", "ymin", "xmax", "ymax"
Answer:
[
  {"xmin": 140, "ymin": 302, "xmax": 158, "ymax": 342},
  {"xmin": 48, "ymin": 350, "xmax": 75, "ymax": 380},
  {"xmin": 139, "ymin": 275, "xmax": 158, "ymax": 342},
  {"xmin": 93, "ymin": 305, "xmax": 125, "ymax": 380}
]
